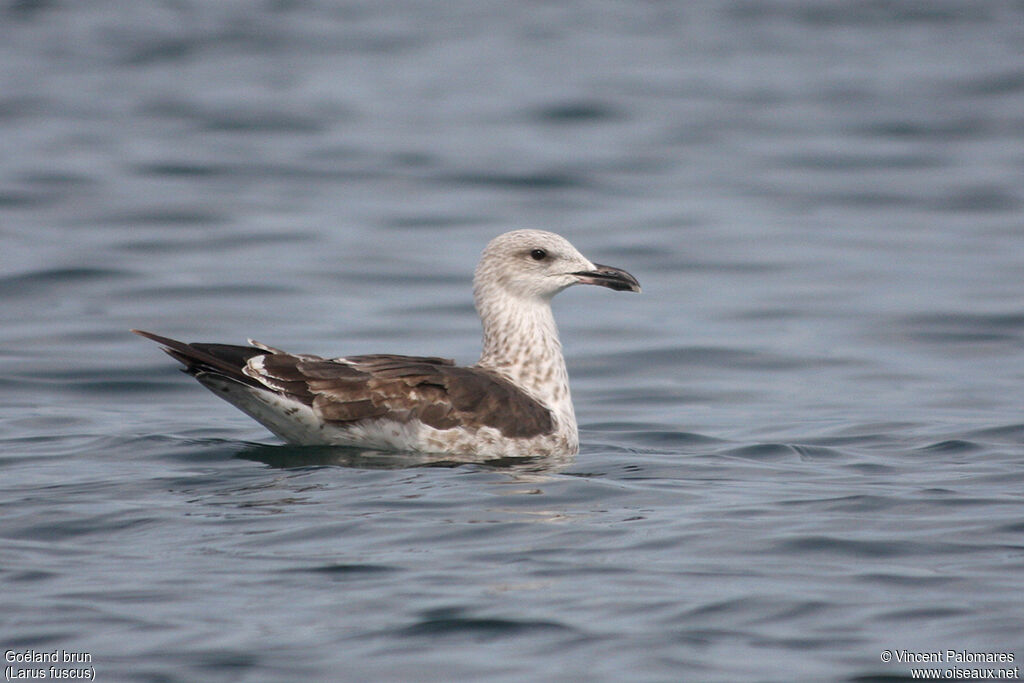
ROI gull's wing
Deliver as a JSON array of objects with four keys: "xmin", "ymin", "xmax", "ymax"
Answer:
[{"xmin": 132, "ymin": 330, "xmax": 553, "ymax": 439}]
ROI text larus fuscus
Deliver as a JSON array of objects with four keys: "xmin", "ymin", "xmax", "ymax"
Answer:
[{"xmin": 133, "ymin": 229, "xmax": 640, "ymax": 457}]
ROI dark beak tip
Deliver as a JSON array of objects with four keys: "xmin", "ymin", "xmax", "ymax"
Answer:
[
  {"xmin": 605, "ymin": 277, "xmax": 641, "ymax": 293},
  {"xmin": 574, "ymin": 264, "xmax": 641, "ymax": 293}
]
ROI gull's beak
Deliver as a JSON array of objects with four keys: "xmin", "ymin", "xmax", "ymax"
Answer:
[{"xmin": 572, "ymin": 263, "xmax": 641, "ymax": 293}]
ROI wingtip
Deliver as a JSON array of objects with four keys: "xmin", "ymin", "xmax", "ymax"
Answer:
[
  {"xmin": 131, "ymin": 329, "xmax": 191, "ymax": 353},
  {"xmin": 131, "ymin": 329, "xmax": 165, "ymax": 344}
]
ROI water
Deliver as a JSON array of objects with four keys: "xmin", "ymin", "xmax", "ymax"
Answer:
[{"xmin": 3, "ymin": 1, "xmax": 1024, "ymax": 680}]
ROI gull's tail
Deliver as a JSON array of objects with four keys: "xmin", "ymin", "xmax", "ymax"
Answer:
[{"xmin": 131, "ymin": 329, "xmax": 268, "ymax": 389}]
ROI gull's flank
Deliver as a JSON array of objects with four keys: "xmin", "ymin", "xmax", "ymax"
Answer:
[{"xmin": 133, "ymin": 230, "xmax": 640, "ymax": 458}]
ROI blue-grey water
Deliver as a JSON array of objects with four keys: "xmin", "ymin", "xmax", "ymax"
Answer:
[{"xmin": 3, "ymin": 1, "xmax": 1024, "ymax": 681}]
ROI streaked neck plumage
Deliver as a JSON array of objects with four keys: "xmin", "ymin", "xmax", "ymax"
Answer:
[{"xmin": 473, "ymin": 278, "xmax": 577, "ymax": 443}]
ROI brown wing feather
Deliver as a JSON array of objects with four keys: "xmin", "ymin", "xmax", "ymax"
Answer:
[
  {"xmin": 253, "ymin": 353, "xmax": 554, "ymax": 438},
  {"xmin": 133, "ymin": 331, "xmax": 554, "ymax": 439},
  {"xmin": 132, "ymin": 329, "xmax": 270, "ymax": 389}
]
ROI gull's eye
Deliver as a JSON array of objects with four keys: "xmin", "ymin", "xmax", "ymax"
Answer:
[{"xmin": 530, "ymin": 248, "xmax": 547, "ymax": 261}]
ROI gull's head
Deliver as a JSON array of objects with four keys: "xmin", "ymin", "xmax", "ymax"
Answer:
[{"xmin": 474, "ymin": 229, "xmax": 641, "ymax": 304}]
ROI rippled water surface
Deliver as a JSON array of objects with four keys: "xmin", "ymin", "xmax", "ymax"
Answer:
[{"xmin": 3, "ymin": 1, "xmax": 1024, "ymax": 681}]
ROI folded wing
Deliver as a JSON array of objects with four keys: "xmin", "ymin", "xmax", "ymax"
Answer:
[{"xmin": 133, "ymin": 330, "xmax": 553, "ymax": 439}]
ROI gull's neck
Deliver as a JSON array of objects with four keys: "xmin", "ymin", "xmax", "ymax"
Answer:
[{"xmin": 473, "ymin": 287, "xmax": 577, "ymax": 438}]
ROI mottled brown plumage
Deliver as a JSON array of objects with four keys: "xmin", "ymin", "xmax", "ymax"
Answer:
[
  {"xmin": 133, "ymin": 331, "xmax": 554, "ymax": 439},
  {"xmin": 133, "ymin": 229, "xmax": 639, "ymax": 457}
]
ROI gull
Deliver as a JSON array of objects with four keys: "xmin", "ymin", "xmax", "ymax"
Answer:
[{"xmin": 133, "ymin": 229, "xmax": 640, "ymax": 458}]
